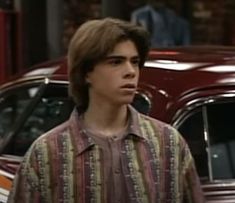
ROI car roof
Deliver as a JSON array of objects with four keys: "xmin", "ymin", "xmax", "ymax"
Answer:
[
  {"xmin": 144, "ymin": 46, "xmax": 235, "ymax": 83},
  {"xmin": 23, "ymin": 45, "xmax": 235, "ymax": 81},
  {"xmin": 144, "ymin": 46, "xmax": 235, "ymax": 94},
  {"xmin": 138, "ymin": 46, "xmax": 235, "ymax": 121}
]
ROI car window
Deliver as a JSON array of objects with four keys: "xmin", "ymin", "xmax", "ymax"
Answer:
[
  {"xmin": 178, "ymin": 109, "xmax": 209, "ymax": 180},
  {"xmin": 178, "ymin": 100, "xmax": 235, "ymax": 181},
  {"xmin": 0, "ymin": 85, "xmax": 40, "ymax": 139},
  {"xmin": 207, "ymin": 102, "xmax": 235, "ymax": 179},
  {"xmin": 5, "ymin": 83, "xmax": 74, "ymax": 156}
]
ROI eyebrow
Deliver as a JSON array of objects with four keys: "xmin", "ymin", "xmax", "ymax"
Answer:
[{"xmin": 104, "ymin": 55, "xmax": 140, "ymax": 60}]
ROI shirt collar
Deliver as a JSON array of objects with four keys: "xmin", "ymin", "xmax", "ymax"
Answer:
[
  {"xmin": 68, "ymin": 109, "xmax": 95, "ymax": 155},
  {"xmin": 127, "ymin": 105, "xmax": 149, "ymax": 141},
  {"xmin": 68, "ymin": 105, "xmax": 149, "ymax": 155}
]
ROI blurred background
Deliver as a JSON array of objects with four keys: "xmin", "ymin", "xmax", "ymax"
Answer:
[{"xmin": 1, "ymin": 0, "xmax": 235, "ymax": 78}]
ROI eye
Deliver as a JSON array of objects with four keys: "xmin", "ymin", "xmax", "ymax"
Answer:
[
  {"xmin": 131, "ymin": 58, "xmax": 140, "ymax": 66},
  {"xmin": 109, "ymin": 59, "xmax": 123, "ymax": 66}
]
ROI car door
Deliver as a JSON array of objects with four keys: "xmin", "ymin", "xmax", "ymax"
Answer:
[{"xmin": 173, "ymin": 94, "xmax": 235, "ymax": 202}]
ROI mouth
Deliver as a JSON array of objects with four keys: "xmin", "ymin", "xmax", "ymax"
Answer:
[{"xmin": 120, "ymin": 84, "xmax": 136, "ymax": 89}]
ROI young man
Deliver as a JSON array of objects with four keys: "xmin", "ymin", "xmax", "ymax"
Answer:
[{"xmin": 8, "ymin": 18, "xmax": 204, "ymax": 202}]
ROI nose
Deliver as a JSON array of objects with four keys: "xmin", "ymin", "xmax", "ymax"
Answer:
[{"xmin": 124, "ymin": 61, "xmax": 138, "ymax": 78}]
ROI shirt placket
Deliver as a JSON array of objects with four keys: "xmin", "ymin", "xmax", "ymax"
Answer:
[{"xmin": 109, "ymin": 137, "xmax": 123, "ymax": 203}]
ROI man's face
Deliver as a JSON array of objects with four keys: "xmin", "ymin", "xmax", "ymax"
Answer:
[{"xmin": 86, "ymin": 40, "xmax": 140, "ymax": 106}]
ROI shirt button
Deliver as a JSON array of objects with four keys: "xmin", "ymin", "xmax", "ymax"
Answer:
[{"xmin": 115, "ymin": 168, "xmax": 120, "ymax": 174}]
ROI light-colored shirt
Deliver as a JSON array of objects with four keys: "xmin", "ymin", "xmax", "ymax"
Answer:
[
  {"xmin": 131, "ymin": 5, "xmax": 191, "ymax": 48},
  {"xmin": 8, "ymin": 106, "xmax": 205, "ymax": 203}
]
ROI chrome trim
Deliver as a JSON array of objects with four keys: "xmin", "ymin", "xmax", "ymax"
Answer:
[
  {"xmin": 0, "ymin": 77, "xmax": 68, "ymax": 95},
  {"xmin": 0, "ymin": 75, "xmax": 48, "ymax": 89},
  {"xmin": 202, "ymin": 181, "xmax": 235, "ymax": 188},
  {"xmin": 48, "ymin": 79, "xmax": 69, "ymax": 85},
  {"xmin": 0, "ymin": 79, "xmax": 45, "ymax": 95},
  {"xmin": 172, "ymin": 92, "xmax": 235, "ymax": 128},
  {"xmin": 202, "ymin": 106, "xmax": 213, "ymax": 181}
]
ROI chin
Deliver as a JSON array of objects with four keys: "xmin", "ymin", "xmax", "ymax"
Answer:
[{"xmin": 117, "ymin": 96, "xmax": 135, "ymax": 105}]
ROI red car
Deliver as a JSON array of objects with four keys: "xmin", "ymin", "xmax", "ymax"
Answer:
[{"xmin": 1, "ymin": 46, "xmax": 235, "ymax": 202}]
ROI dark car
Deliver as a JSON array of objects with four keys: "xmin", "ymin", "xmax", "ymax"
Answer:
[{"xmin": 1, "ymin": 46, "xmax": 235, "ymax": 202}]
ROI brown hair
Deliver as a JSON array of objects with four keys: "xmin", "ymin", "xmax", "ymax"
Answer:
[{"xmin": 68, "ymin": 17, "xmax": 150, "ymax": 113}]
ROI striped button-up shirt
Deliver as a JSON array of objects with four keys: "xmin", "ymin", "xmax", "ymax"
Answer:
[{"xmin": 8, "ymin": 106, "xmax": 205, "ymax": 203}]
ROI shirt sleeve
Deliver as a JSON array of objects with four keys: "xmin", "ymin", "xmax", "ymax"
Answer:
[
  {"xmin": 7, "ymin": 145, "xmax": 41, "ymax": 203},
  {"xmin": 181, "ymin": 141, "xmax": 206, "ymax": 203}
]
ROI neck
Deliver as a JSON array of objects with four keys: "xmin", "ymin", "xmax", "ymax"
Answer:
[{"xmin": 83, "ymin": 102, "xmax": 129, "ymax": 136}]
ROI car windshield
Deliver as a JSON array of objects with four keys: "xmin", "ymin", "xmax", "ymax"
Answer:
[
  {"xmin": 0, "ymin": 82, "xmax": 74, "ymax": 156},
  {"xmin": 0, "ymin": 84, "xmax": 41, "ymax": 139}
]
